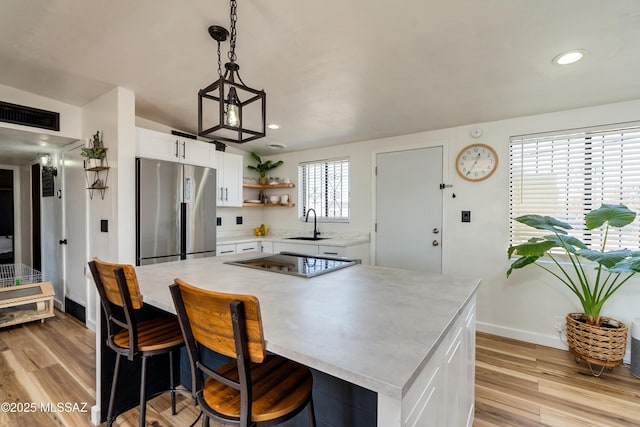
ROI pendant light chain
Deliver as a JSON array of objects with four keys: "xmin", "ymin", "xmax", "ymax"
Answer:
[
  {"xmin": 228, "ymin": 0, "xmax": 238, "ymax": 63},
  {"xmin": 216, "ymin": 39, "xmax": 223, "ymax": 77}
]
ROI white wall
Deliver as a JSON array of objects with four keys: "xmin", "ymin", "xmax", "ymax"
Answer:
[
  {"xmin": 259, "ymin": 99, "xmax": 640, "ymax": 356},
  {"xmin": 83, "ymin": 87, "xmax": 136, "ymax": 264},
  {"xmin": 0, "ymin": 83, "xmax": 81, "ymax": 139}
]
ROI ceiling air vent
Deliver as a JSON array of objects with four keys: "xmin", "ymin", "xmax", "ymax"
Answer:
[{"xmin": 0, "ymin": 100, "xmax": 60, "ymax": 131}]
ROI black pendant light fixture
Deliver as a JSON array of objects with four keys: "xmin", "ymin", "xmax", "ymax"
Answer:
[{"xmin": 198, "ymin": 0, "xmax": 266, "ymax": 143}]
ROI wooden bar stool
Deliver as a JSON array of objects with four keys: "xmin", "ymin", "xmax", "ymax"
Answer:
[
  {"xmin": 88, "ymin": 258, "xmax": 184, "ymax": 427},
  {"xmin": 170, "ymin": 278, "xmax": 316, "ymax": 427}
]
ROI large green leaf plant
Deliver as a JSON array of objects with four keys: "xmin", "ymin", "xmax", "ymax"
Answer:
[
  {"xmin": 247, "ymin": 152, "xmax": 283, "ymax": 177},
  {"xmin": 507, "ymin": 204, "xmax": 640, "ymax": 326}
]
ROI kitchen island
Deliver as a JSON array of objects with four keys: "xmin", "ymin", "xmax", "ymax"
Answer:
[{"xmin": 95, "ymin": 254, "xmax": 479, "ymax": 426}]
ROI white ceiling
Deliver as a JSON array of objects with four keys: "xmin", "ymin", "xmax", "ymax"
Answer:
[{"xmin": 1, "ymin": 0, "xmax": 640, "ymax": 162}]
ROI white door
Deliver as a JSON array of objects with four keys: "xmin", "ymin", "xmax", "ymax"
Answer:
[
  {"xmin": 375, "ymin": 147, "xmax": 443, "ymax": 273},
  {"xmin": 62, "ymin": 144, "xmax": 90, "ymax": 326}
]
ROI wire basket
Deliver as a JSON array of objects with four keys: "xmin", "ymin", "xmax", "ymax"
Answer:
[{"xmin": 0, "ymin": 264, "xmax": 44, "ymax": 288}]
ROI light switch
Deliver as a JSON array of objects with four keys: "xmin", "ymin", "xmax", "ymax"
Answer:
[{"xmin": 461, "ymin": 211, "xmax": 471, "ymax": 223}]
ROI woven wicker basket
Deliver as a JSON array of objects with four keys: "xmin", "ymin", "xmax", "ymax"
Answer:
[{"xmin": 565, "ymin": 313, "xmax": 628, "ymax": 366}]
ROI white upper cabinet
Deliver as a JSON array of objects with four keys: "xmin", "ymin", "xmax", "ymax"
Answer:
[
  {"xmin": 211, "ymin": 150, "xmax": 243, "ymax": 207},
  {"xmin": 136, "ymin": 127, "xmax": 212, "ymax": 168}
]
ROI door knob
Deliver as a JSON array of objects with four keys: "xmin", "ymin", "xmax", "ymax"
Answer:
[
  {"xmin": 432, "ymin": 240, "xmax": 439, "ymax": 246},
  {"xmin": 432, "ymin": 228, "xmax": 439, "ymax": 234}
]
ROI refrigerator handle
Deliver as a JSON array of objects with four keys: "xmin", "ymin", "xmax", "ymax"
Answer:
[{"xmin": 180, "ymin": 202, "xmax": 187, "ymax": 258}]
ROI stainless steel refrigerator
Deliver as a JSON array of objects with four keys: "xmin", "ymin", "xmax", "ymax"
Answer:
[{"xmin": 136, "ymin": 158, "xmax": 216, "ymax": 266}]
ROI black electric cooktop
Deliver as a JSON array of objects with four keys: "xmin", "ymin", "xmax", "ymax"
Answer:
[{"xmin": 224, "ymin": 252, "xmax": 359, "ymax": 278}]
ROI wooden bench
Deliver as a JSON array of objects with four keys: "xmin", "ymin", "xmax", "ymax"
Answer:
[{"xmin": 0, "ymin": 282, "xmax": 55, "ymax": 328}]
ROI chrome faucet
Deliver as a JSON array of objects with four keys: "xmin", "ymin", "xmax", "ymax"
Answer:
[{"xmin": 305, "ymin": 208, "xmax": 320, "ymax": 240}]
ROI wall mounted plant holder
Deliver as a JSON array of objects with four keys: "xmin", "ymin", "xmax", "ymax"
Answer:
[{"xmin": 83, "ymin": 147, "xmax": 109, "ymax": 200}]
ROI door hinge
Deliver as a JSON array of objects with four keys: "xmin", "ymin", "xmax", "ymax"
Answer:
[
  {"xmin": 374, "ymin": 223, "xmax": 377, "ymax": 232},
  {"xmin": 375, "ymin": 166, "xmax": 378, "ymax": 176}
]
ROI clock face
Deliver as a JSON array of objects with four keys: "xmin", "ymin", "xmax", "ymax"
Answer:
[{"xmin": 456, "ymin": 144, "xmax": 498, "ymax": 181}]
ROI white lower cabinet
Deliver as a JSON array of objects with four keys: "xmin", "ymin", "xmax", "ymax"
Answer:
[
  {"xmin": 216, "ymin": 244, "xmax": 237, "ymax": 257},
  {"xmin": 400, "ymin": 296, "xmax": 476, "ymax": 427},
  {"xmin": 319, "ymin": 244, "xmax": 370, "ymax": 264},
  {"xmin": 272, "ymin": 242, "xmax": 319, "ymax": 255},
  {"xmin": 236, "ymin": 241, "xmax": 260, "ymax": 254},
  {"xmin": 261, "ymin": 241, "xmax": 274, "ymax": 253},
  {"xmin": 217, "ymin": 241, "xmax": 261, "ymax": 257}
]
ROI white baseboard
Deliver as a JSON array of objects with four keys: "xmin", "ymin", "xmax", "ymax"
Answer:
[
  {"xmin": 477, "ymin": 321, "xmax": 568, "ymax": 350},
  {"xmin": 91, "ymin": 405, "xmax": 100, "ymax": 425},
  {"xmin": 477, "ymin": 321, "xmax": 631, "ymax": 364}
]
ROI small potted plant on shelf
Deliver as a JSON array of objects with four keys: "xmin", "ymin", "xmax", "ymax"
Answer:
[
  {"xmin": 81, "ymin": 146, "xmax": 107, "ymax": 168},
  {"xmin": 247, "ymin": 152, "xmax": 283, "ymax": 185},
  {"xmin": 507, "ymin": 203, "xmax": 640, "ymax": 373},
  {"xmin": 90, "ymin": 130, "xmax": 103, "ymax": 148},
  {"xmin": 81, "ymin": 131, "xmax": 107, "ymax": 169}
]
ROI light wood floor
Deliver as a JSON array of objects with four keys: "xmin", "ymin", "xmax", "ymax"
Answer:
[{"xmin": 2, "ymin": 313, "xmax": 640, "ymax": 426}]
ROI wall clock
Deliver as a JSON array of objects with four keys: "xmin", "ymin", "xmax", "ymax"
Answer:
[{"xmin": 455, "ymin": 143, "xmax": 498, "ymax": 182}]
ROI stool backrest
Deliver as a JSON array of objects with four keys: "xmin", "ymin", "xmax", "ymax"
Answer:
[
  {"xmin": 88, "ymin": 257, "xmax": 142, "ymax": 360},
  {"xmin": 171, "ymin": 278, "xmax": 265, "ymax": 363},
  {"xmin": 90, "ymin": 257, "xmax": 143, "ymax": 309}
]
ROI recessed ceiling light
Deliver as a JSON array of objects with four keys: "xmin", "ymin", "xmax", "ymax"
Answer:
[
  {"xmin": 267, "ymin": 143, "xmax": 286, "ymax": 150},
  {"xmin": 267, "ymin": 123, "xmax": 280, "ymax": 129},
  {"xmin": 552, "ymin": 49, "xmax": 585, "ymax": 65}
]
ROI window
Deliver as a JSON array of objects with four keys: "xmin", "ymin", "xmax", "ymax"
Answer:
[
  {"xmin": 510, "ymin": 123, "xmax": 640, "ymax": 251},
  {"xmin": 298, "ymin": 158, "xmax": 350, "ymax": 222}
]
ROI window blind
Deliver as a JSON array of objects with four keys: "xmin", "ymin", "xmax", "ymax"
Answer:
[
  {"xmin": 298, "ymin": 158, "xmax": 350, "ymax": 221},
  {"xmin": 510, "ymin": 123, "xmax": 640, "ymax": 251}
]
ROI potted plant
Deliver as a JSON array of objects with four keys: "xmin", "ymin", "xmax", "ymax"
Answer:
[
  {"xmin": 81, "ymin": 131, "xmax": 107, "ymax": 169},
  {"xmin": 247, "ymin": 152, "xmax": 283, "ymax": 185},
  {"xmin": 90, "ymin": 130, "xmax": 103, "ymax": 148},
  {"xmin": 507, "ymin": 203, "xmax": 640, "ymax": 370}
]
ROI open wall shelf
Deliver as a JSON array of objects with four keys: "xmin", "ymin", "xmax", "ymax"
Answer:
[{"xmin": 84, "ymin": 147, "xmax": 110, "ymax": 200}]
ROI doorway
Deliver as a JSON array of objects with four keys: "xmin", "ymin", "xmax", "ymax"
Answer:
[
  {"xmin": 31, "ymin": 164, "xmax": 41, "ymax": 270},
  {"xmin": 0, "ymin": 169, "xmax": 14, "ymax": 264},
  {"xmin": 374, "ymin": 146, "xmax": 443, "ymax": 273}
]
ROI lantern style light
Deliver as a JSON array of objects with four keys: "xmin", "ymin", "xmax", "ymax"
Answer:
[{"xmin": 198, "ymin": 0, "xmax": 266, "ymax": 144}]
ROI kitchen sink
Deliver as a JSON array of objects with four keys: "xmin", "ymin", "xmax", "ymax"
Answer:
[{"xmin": 286, "ymin": 236, "xmax": 329, "ymax": 241}]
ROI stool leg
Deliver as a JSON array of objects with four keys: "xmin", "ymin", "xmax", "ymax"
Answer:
[
  {"xmin": 307, "ymin": 397, "xmax": 316, "ymax": 427},
  {"xmin": 139, "ymin": 356, "xmax": 148, "ymax": 427},
  {"xmin": 106, "ymin": 354, "xmax": 122, "ymax": 427},
  {"xmin": 170, "ymin": 350, "xmax": 176, "ymax": 415}
]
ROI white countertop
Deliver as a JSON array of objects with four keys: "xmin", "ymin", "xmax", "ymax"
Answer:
[
  {"xmin": 135, "ymin": 253, "xmax": 479, "ymax": 400},
  {"xmin": 217, "ymin": 235, "xmax": 370, "ymax": 247}
]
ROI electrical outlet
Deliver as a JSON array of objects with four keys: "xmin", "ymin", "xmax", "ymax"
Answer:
[{"xmin": 554, "ymin": 316, "xmax": 565, "ymax": 333}]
